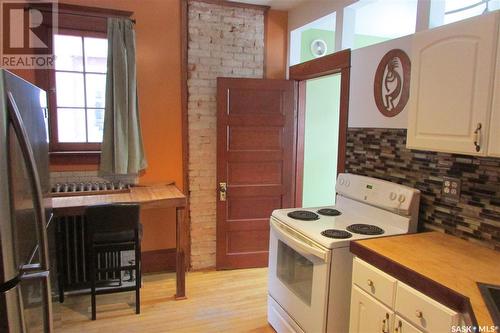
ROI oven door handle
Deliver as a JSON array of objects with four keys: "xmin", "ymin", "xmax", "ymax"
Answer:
[{"xmin": 271, "ymin": 218, "xmax": 330, "ymax": 263}]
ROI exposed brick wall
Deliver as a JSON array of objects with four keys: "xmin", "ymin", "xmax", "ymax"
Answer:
[
  {"xmin": 345, "ymin": 128, "xmax": 500, "ymax": 251},
  {"xmin": 187, "ymin": 1, "xmax": 265, "ymax": 269}
]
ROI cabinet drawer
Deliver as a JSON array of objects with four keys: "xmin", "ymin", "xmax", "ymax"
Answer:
[
  {"xmin": 394, "ymin": 315, "xmax": 423, "ymax": 333},
  {"xmin": 352, "ymin": 258, "xmax": 397, "ymax": 307},
  {"xmin": 395, "ymin": 282, "xmax": 459, "ymax": 332}
]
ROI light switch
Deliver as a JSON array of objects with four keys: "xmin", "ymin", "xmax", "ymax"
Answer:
[{"xmin": 442, "ymin": 177, "xmax": 461, "ymax": 202}]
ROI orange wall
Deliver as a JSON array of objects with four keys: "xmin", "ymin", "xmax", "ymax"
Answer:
[
  {"xmin": 266, "ymin": 10, "xmax": 288, "ymax": 79},
  {"xmin": 50, "ymin": 0, "xmax": 183, "ymax": 252},
  {"xmin": 11, "ymin": 1, "xmax": 288, "ymax": 255}
]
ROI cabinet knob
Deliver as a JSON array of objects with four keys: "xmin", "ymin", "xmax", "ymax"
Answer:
[
  {"xmin": 367, "ymin": 279, "xmax": 374, "ymax": 287},
  {"xmin": 415, "ymin": 310, "xmax": 423, "ymax": 318}
]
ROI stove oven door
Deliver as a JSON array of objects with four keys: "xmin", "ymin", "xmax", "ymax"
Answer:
[{"xmin": 268, "ymin": 217, "xmax": 331, "ymax": 333}]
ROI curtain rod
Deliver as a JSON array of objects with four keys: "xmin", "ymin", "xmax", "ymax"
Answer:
[
  {"xmin": 27, "ymin": 5, "xmax": 136, "ymax": 24},
  {"xmin": 57, "ymin": 11, "xmax": 136, "ymax": 24}
]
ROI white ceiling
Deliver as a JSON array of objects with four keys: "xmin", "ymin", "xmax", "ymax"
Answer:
[{"xmin": 231, "ymin": 0, "xmax": 306, "ymax": 10}]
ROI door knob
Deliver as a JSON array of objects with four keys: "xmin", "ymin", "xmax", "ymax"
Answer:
[{"xmin": 219, "ymin": 182, "xmax": 227, "ymax": 201}]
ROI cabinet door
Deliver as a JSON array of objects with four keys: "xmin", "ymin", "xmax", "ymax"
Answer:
[
  {"xmin": 407, "ymin": 12, "xmax": 499, "ymax": 155},
  {"xmin": 394, "ymin": 315, "xmax": 424, "ymax": 333},
  {"xmin": 349, "ymin": 285, "xmax": 394, "ymax": 333},
  {"xmin": 487, "ymin": 33, "xmax": 500, "ymax": 157}
]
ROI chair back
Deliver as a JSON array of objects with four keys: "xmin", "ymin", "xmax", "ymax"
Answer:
[{"xmin": 86, "ymin": 203, "xmax": 140, "ymax": 240}]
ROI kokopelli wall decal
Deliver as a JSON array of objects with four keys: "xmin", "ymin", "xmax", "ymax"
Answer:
[
  {"xmin": 374, "ymin": 49, "xmax": 411, "ymax": 118},
  {"xmin": 384, "ymin": 58, "xmax": 402, "ymax": 111}
]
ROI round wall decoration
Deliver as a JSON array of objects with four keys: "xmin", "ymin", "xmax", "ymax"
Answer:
[{"xmin": 373, "ymin": 49, "xmax": 411, "ymax": 117}]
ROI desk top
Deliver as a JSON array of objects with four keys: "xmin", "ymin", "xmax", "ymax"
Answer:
[{"xmin": 52, "ymin": 183, "xmax": 186, "ymax": 215}]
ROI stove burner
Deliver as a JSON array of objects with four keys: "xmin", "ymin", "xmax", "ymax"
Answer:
[
  {"xmin": 317, "ymin": 208, "xmax": 341, "ymax": 216},
  {"xmin": 321, "ymin": 229, "xmax": 352, "ymax": 239},
  {"xmin": 346, "ymin": 224, "xmax": 385, "ymax": 235},
  {"xmin": 287, "ymin": 210, "xmax": 319, "ymax": 221}
]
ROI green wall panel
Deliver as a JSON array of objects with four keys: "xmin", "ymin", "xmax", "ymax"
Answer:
[{"xmin": 302, "ymin": 75, "xmax": 341, "ymax": 207}]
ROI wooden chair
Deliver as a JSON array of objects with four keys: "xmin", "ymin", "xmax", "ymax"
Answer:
[{"xmin": 85, "ymin": 203, "xmax": 142, "ymax": 320}]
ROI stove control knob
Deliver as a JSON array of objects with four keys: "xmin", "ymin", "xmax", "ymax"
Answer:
[
  {"xmin": 390, "ymin": 192, "xmax": 397, "ymax": 201},
  {"xmin": 398, "ymin": 194, "xmax": 406, "ymax": 203},
  {"xmin": 345, "ymin": 180, "xmax": 350, "ymax": 187},
  {"xmin": 339, "ymin": 178, "xmax": 345, "ymax": 185}
]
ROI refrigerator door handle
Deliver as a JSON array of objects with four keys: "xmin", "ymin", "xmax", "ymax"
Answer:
[
  {"xmin": 21, "ymin": 262, "xmax": 43, "ymax": 273},
  {"xmin": 7, "ymin": 92, "xmax": 53, "ymax": 333},
  {"xmin": 21, "ymin": 270, "xmax": 50, "ymax": 281}
]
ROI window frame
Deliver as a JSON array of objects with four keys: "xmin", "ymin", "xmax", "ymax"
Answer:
[
  {"xmin": 48, "ymin": 28, "xmax": 107, "ymax": 152},
  {"xmin": 31, "ymin": 3, "xmax": 133, "ymax": 165}
]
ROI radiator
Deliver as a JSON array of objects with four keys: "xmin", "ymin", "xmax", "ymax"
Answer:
[{"xmin": 55, "ymin": 215, "xmax": 127, "ymax": 293}]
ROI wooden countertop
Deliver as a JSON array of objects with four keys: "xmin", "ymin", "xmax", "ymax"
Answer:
[
  {"xmin": 350, "ymin": 232, "xmax": 500, "ymax": 327},
  {"xmin": 52, "ymin": 183, "xmax": 186, "ymax": 215}
]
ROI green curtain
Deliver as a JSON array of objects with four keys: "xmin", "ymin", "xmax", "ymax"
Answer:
[{"xmin": 100, "ymin": 17, "xmax": 147, "ymax": 175}]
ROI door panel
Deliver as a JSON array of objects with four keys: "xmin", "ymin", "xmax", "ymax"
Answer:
[
  {"xmin": 228, "ymin": 127, "xmax": 282, "ymax": 151},
  {"xmin": 6, "ymin": 90, "xmax": 53, "ymax": 332},
  {"xmin": 216, "ymin": 78, "xmax": 296, "ymax": 269},
  {"xmin": 227, "ymin": 196, "xmax": 281, "ymax": 220}
]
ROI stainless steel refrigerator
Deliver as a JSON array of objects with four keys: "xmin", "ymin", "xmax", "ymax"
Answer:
[{"xmin": 0, "ymin": 70, "xmax": 53, "ymax": 332}]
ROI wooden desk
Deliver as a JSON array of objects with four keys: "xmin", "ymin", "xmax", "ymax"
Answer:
[{"xmin": 52, "ymin": 183, "xmax": 188, "ymax": 300}]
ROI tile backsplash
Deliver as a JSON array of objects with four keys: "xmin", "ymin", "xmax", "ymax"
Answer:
[{"xmin": 345, "ymin": 128, "xmax": 500, "ymax": 251}]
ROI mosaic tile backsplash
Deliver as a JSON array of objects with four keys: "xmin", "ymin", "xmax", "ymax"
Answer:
[{"xmin": 345, "ymin": 128, "xmax": 500, "ymax": 251}]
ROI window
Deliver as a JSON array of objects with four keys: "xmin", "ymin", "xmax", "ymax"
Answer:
[
  {"xmin": 342, "ymin": 0, "xmax": 418, "ymax": 50},
  {"xmin": 52, "ymin": 32, "xmax": 107, "ymax": 148},
  {"xmin": 289, "ymin": 13, "xmax": 336, "ymax": 66},
  {"xmin": 430, "ymin": 0, "xmax": 500, "ymax": 28}
]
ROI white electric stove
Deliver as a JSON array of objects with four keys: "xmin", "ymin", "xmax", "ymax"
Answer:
[{"xmin": 267, "ymin": 173, "xmax": 420, "ymax": 333}]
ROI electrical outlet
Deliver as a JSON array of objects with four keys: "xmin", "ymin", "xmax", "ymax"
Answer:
[{"xmin": 442, "ymin": 177, "xmax": 461, "ymax": 201}]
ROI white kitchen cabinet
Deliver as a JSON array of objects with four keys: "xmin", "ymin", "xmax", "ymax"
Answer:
[
  {"xmin": 487, "ymin": 34, "xmax": 500, "ymax": 157},
  {"xmin": 350, "ymin": 259, "xmax": 461, "ymax": 333},
  {"xmin": 407, "ymin": 12, "xmax": 499, "ymax": 156},
  {"xmin": 349, "ymin": 285, "xmax": 394, "ymax": 333}
]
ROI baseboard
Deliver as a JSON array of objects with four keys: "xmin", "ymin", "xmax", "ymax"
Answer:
[{"xmin": 142, "ymin": 248, "xmax": 176, "ymax": 273}]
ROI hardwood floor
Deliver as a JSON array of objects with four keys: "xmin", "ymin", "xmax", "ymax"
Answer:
[{"xmin": 53, "ymin": 268, "xmax": 275, "ymax": 333}]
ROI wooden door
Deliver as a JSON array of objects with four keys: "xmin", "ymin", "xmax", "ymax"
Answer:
[
  {"xmin": 216, "ymin": 78, "xmax": 296, "ymax": 269},
  {"xmin": 349, "ymin": 285, "xmax": 395, "ymax": 333},
  {"xmin": 406, "ymin": 13, "xmax": 498, "ymax": 155}
]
